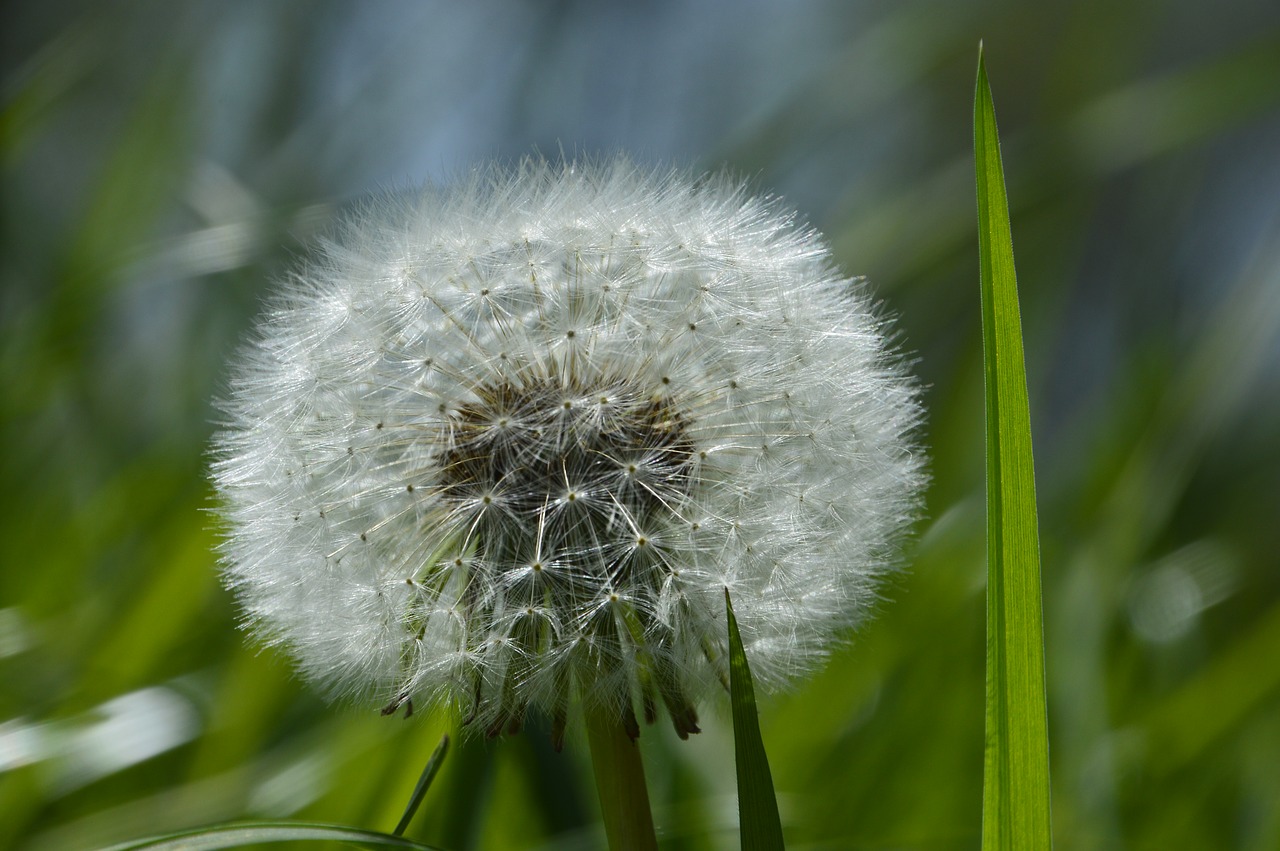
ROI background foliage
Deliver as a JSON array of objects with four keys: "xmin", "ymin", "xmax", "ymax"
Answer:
[{"xmin": 3, "ymin": 1, "xmax": 1279, "ymax": 849}]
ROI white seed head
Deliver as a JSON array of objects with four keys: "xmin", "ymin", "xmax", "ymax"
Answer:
[{"xmin": 211, "ymin": 157, "xmax": 925, "ymax": 742}]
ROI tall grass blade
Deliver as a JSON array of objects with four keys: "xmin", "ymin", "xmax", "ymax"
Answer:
[
  {"xmin": 974, "ymin": 44, "xmax": 1053, "ymax": 851},
  {"xmin": 725, "ymin": 589, "xmax": 785, "ymax": 850}
]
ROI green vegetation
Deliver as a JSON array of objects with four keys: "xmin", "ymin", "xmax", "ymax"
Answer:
[
  {"xmin": 3, "ymin": 3, "xmax": 1279, "ymax": 849},
  {"xmin": 726, "ymin": 591, "xmax": 784, "ymax": 850},
  {"xmin": 974, "ymin": 48, "xmax": 1052, "ymax": 850}
]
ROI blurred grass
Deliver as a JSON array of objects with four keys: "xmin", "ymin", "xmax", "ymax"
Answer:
[
  {"xmin": 101, "ymin": 822, "xmax": 447, "ymax": 851},
  {"xmin": 3, "ymin": 2, "xmax": 1280, "ymax": 850}
]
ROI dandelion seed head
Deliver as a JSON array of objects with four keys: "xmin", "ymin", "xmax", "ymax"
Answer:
[{"xmin": 212, "ymin": 156, "xmax": 925, "ymax": 738}]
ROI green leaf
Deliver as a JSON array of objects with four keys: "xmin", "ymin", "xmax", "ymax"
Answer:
[
  {"xmin": 974, "ymin": 44, "xmax": 1053, "ymax": 851},
  {"xmin": 393, "ymin": 734, "xmax": 450, "ymax": 836},
  {"xmin": 725, "ymin": 589, "xmax": 785, "ymax": 851},
  {"xmin": 97, "ymin": 821, "xmax": 448, "ymax": 851}
]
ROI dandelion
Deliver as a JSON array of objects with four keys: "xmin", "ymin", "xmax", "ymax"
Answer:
[{"xmin": 211, "ymin": 157, "xmax": 925, "ymax": 753}]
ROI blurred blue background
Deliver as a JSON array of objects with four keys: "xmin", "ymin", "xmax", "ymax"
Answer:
[{"xmin": 3, "ymin": 1, "xmax": 1279, "ymax": 848}]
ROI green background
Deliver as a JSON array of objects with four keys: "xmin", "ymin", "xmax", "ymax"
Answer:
[{"xmin": 3, "ymin": 1, "xmax": 1278, "ymax": 848}]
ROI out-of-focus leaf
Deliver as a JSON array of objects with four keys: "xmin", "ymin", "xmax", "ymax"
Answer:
[{"xmin": 97, "ymin": 821, "xmax": 446, "ymax": 851}]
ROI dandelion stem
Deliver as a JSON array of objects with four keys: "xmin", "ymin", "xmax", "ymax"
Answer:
[{"xmin": 585, "ymin": 705, "xmax": 659, "ymax": 851}]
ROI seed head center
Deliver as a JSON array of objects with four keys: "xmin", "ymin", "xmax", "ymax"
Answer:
[{"xmin": 438, "ymin": 375, "xmax": 696, "ymax": 584}]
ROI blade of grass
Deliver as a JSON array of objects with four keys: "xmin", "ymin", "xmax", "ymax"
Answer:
[
  {"xmin": 393, "ymin": 734, "xmax": 450, "ymax": 836},
  {"xmin": 97, "ymin": 821, "xmax": 447, "ymax": 851},
  {"xmin": 974, "ymin": 44, "xmax": 1053, "ymax": 851},
  {"xmin": 725, "ymin": 589, "xmax": 784, "ymax": 851}
]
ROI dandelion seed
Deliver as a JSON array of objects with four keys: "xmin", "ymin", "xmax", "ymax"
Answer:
[{"xmin": 211, "ymin": 156, "xmax": 925, "ymax": 741}]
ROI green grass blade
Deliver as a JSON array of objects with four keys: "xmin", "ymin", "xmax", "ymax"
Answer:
[
  {"xmin": 393, "ymin": 734, "xmax": 450, "ymax": 836},
  {"xmin": 974, "ymin": 45, "xmax": 1053, "ymax": 851},
  {"xmin": 725, "ymin": 589, "xmax": 785, "ymax": 851},
  {"xmin": 96, "ymin": 821, "xmax": 448, "ymax": 851}
]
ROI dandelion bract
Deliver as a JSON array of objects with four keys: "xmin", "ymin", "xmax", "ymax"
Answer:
[{"xmin": 211, "ymin": 157, "xmax": 925, "ymax": 743}]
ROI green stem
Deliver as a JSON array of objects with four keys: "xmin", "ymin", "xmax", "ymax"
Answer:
[{"xmin": 585, "ymin": 705, "xmax": 659, "ymax": 851}]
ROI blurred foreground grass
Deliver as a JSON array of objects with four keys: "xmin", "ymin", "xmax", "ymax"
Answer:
[{"xmin": 3, "ymin": 2, "xmax": 1279, "ymax": 849}]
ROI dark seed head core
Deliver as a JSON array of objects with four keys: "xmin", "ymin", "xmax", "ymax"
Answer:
[
  {"xmin": 427, "ymin": 372, "xmax": 704, "ymax": 738},
  {"xmin": 438, "ymin": 375, "xmax": 697, "ymax": 559}
]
